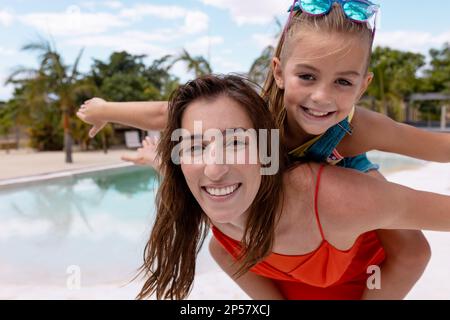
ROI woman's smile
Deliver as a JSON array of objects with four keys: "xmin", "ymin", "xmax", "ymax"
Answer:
[{"xmin": 201, "ymin": 183, "xmax": 242, "ymax": 202}]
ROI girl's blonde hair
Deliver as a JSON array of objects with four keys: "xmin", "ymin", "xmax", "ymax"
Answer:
[{"xmin": 262, "ymin": 4, "xmax": 374, "ymax": 136}]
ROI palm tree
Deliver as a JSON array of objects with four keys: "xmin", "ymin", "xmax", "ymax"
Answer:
[
  {"xmin": 8, "ymin": 38, "xmax": 94, "ymax": 163},
  {"xmin": 248, "ymin": 18, "xmax": 283, "ymax": 87},
  {"xmin": 171, "ymin": 49, "xmax": 212, "ymax": 78},
  {"xmin": 248, "ymin": 46, "xmax": 275, "ymax": 87}
]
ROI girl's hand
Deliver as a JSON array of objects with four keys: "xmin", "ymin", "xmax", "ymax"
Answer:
[
  {"xmin": 121, "ymin": 136, "xmax": 161, "ymax": 171},
  {"xmin": 76, "ymin": 97, "xmax": 108, "ymax": 138}
]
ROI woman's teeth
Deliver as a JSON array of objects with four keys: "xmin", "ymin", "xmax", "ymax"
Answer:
[{"xmin": 205, "ymin": 184, "xmax": 240, "ymax": 196}]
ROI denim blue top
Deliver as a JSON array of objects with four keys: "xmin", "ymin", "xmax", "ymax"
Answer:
[{"xmin": 288, "ymin": 115, "xmax": 379, "ymax": 173}]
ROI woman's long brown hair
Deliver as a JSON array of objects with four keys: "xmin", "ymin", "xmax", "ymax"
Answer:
[{"xmin": 136, "ymin": 74, "xmax": 286, "ymax": 300}]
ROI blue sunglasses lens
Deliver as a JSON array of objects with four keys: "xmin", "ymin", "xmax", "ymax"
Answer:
[
  {"xmin": 300, "ymin": 0, "xmax": 331, "ymax": 15},
  {"xmin": 343, "ymin": 1, "xmax": 377, "ymax": 21}
]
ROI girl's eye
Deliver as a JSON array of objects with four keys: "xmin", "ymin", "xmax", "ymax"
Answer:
[
  {"xmin": 336, "ymin": 79, "xmax": 353, "ymax": 86},
  {"xmin": 298, "ymin": 74, "xmax": 315, "ymax": 81}
]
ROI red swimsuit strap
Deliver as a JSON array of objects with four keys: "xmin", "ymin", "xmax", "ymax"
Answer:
[{"xmin": 314, "ymin": 164, "xmax": 327, "ymax": 241}]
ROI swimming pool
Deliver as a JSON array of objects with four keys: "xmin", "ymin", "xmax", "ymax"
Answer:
[
  {"xmin": 0, "ymin": 166, "xmax": 159, "ymax": 299},
  {"xmin": 0, "ymin": 152, "xmax": 427, "ymax": 299},
  {"xmin": 367, "ymin": 150, "xmax": 426, "ymax": 174}
]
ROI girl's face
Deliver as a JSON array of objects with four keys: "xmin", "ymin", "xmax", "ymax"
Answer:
[
  {"xmin": 180, "ymin": 95, "xmax": 262, "ymax": 227},
  {"xmin": 273, "ymin": 28, "xmax": 373, "ymax": 136}
]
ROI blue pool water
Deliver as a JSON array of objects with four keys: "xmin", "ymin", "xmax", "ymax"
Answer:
[
  {"xmin": 367, "ymin": 150, "xmax": 426, "ymax": 174},
  {"xmin": 0, "ymin": 166, "xmax": 159, "ymax": 298}
]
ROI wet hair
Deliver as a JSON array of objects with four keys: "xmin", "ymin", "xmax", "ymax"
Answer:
[
  {"xmin": 263, "ymin": 4, "xmax": 374, "ymax": 135},
  {"xmin": 136, "ymin": 74, "xmax": 286, "ymax": 300}
]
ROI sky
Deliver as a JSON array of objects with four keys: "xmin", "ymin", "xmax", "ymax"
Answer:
[{"xmin": 1, "ymin": 0, "xmax": 450, "ymax": 101}]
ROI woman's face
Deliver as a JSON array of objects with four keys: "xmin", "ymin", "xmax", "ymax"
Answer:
[{"xmin": 180, "ymin": 95, "xmax": 262, "ymax": 227}]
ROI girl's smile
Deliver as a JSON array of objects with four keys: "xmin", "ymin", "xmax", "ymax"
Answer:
[{"xmin": 273, "ymin": 28, "xmax": 373, "ymax": 137}]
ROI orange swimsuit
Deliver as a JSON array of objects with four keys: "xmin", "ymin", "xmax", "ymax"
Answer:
[{"xmin": 211, "ymin": 165, "xmax": 386, "ymax": 300}]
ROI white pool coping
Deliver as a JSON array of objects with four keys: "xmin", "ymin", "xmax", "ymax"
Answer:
[{"xmin": 0, "ymin": 162, "xmax": 135, "ymax": 190}]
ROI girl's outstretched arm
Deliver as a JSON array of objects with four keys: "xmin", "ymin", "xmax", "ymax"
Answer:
[
  {"xmin": 316, "ymin": 164, "xmax": 450, "ymax": 235},
  {"xmin": 361, "ymin": 229, "xmax": 430, "ymax": 300},
  {"xmin": 361, "ymin": 170, "xmax": 431, "ymax": 300},
  {"xmin": 76, "ymin": 98, "xmax": 168, "ymax": 137},
  {"xmin": 339, "ymin": 107, "xmax": 450, "ymax": 162}
]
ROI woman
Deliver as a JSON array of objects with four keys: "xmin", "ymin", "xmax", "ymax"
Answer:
[{"xmin": 135, "ymin": 74, "xmax": 450, "ymax": 300}]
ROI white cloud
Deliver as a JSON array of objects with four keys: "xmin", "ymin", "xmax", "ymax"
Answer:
[
  {"xmin": 13, "ymin": 4, "xmax": 210, "ymax": 44},
  {"xmin": 65, "ymin": 31, "xmax": 223, "ymax": 61},
  {"xmin": 0, "ymin": 47, "xmax": 16, "ymax": 56},
  {"xmin": 65, "ymin": 33, "xmax": 173, "ymax": 58},
  {"xmin": 200, "ymin": 0, "xmax": 291, "ymax": 25},
  {"xmin": 375, "ymin": 30, "xmax": 450, "ymax": 54},
  {"xmin": 79, "ymin": 2, "xmax": 97, "ymax": 10},
  {"xmin": 185, "ymin": 36, "xmax": 224, "ymax": 55},
  {"xmin": 212, "ymin": 56, "xmax": 245, "ymax": 73},
  {"xmin": 103, "ymin": 1, "xmax": 124, "ymax": 9},
  {"xmin": 0, "ymin": 72, "xmax": 13, "ymax": 101},
  {"xmin": 116, "ymin": 30, "xmax": 178, "ymax": 43},
  {"xmin": 183, "ymin": 11, "xmax": 209, "ymax": 34},
  {"xmin": 119, "ymin": 4, "xmax": 187, "ymax": 20},
  {"xmin": 19, "ymin": 10, "xmax": 128, "ymax": 36},
  {"xmin": 252, "ymin": 33, "xmax": 277, "ymax": 50},
  {"xmin": 0, "ymin": 9, "xmax": 14, "ymax": 27},
  {"xmin": 120, "ymin": 5, "xmax": 209, "ymax": 34},
  {"xmin": 79, "ymin": 1, "xmax": 123, "ymax": 10}
]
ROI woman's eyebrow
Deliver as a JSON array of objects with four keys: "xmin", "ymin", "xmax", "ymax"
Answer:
[{"xmin": 185, "ymin": 127, "xmax": 248, "ymax": 141}]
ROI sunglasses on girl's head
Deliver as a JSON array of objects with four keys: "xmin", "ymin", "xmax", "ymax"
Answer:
[{"xmin": 288, "ymin": 0, "xmax": 380, "ymax": 23}]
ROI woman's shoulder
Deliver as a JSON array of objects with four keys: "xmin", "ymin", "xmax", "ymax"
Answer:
[
  {"xmin": 283, "ymin": 162, "xmax": 318, "ymax": 191},
  {"xmin": 284, "ymin": 163, "xmax": 372, "ymax": 215},
  {"xmin": 284, "ymin": 162, "xmax": 334, "ymax": 189}
]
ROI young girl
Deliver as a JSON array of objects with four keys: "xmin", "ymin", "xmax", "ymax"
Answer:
[
  {"xmin": 136, "ymin": 74, "xmax": 450, "ymax": 300},
  {"xmin": 77, "ymin": 2, "xmax": 449, "ymax": 298}
]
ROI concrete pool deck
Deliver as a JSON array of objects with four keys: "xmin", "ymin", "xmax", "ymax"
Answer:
[{"xmin": 0, "ymin": 148, "xmax": 137, "ymax": 188}]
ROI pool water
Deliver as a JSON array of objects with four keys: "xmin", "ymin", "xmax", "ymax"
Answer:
[
  {"xmin": 0, "ymin": 166, "xmax": 159, "ymax": 299},
  {"xmin": 367, "ymin": 151, "xmax": 426, "ymax": 174}
]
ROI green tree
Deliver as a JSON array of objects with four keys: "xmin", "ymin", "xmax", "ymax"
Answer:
[
  {"xmin": 90, "ymin": 51, "xmax": 179, "ymax": 101},
  {"xmin": 366, "ymin": 47, "xmax": 425, "ymax": 120},
  {"xmin": 248, "ymin": 18, "xmax": 282, "ymax": 87},
  {"xmin": 248, "ymin": 46, "xmax": 275, "ymax": 87},
  {"xmin": 0, "ymin": 101, "xmax": 14, "ymax": 152},
  {"xmin": 0, "ymin": 101, "xmax": 11, "ymax": 137},
  {"xmin": 146, "ymin": 55, "xmax": 180, "ymax": 100},
  {"xmin": 171, "ymin": 49, "xmax": 212, "ymax": 78},
  {"xmin": 8, "ymin": 39, "xmax": 94, "ymax": 161},
  {"xmin": 87, "ymin": 51, "xmax": 180, "ymax": 150},
  {"xmin": 423, "ymin": 43, "xmax": 450, "ymax": 93}
]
